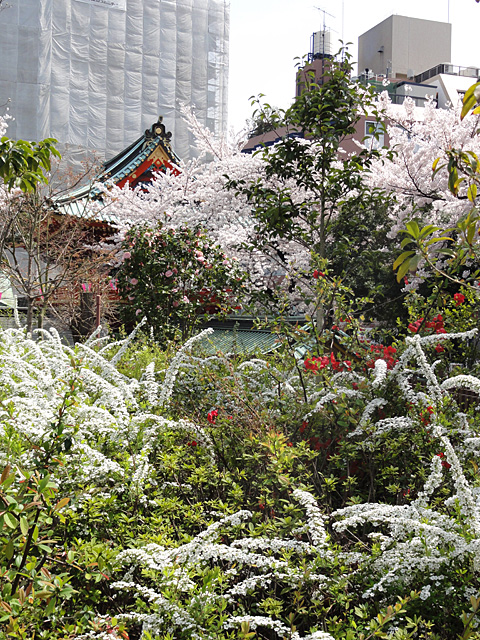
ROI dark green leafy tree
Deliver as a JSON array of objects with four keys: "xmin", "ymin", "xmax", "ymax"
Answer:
[
  {"xmin": 0, "ymin": 137, "xmax": 59, "ymax": 194},
  {"xmin": 229, "ymin": 51, "xmax": 400, "ymax": 328}
]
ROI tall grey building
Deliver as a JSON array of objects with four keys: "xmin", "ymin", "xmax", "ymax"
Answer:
[
  {"xmin": 0, "ymin": 0, "xmax": 229, "ymax": 168},
  {"xmin": 358, "ymin": 15, "xmax": 451, "ymax": 79}
]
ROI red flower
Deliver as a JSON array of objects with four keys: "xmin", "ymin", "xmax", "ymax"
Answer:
[
  {"xmin": 187, "ymin": 440, "xmax": 198, "ymax": 446},
  {"xmin": 313, "ymin": 270, "xmax": 325, "ymax": 279},
  {"xmin": 408, "ymin": 318, "xmax": 423, "ymax": 333},
  {"xmin": 435, "ymin": 344, "xmax": 445, "ymax": 353},
  {"xmin": 304, "ymin": 357, "xmax": 319, "ymax": 373},
  {"xmin": 454, "ymin": 293, "xmax": 465, "ymax": 306},
  {"xmin": 207, "ymin": 410, "xmax": 218, "ymax": 424},
  {"xmin": 287, "ymin": 442, "xmax": 293, "ymax": 447}
]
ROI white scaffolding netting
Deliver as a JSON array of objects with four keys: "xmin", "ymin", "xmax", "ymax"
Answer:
[{"xmin": 0, "ymin": 0, "xmax": 229, "ymax": 171}]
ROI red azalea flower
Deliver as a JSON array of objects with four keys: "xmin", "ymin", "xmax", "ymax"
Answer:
[
  {"xmin": 435, "ymin": 344, "xmax": 444, "ymax": 353},
  {"xmin": 454, "ymin": 293, "xmax": 465, "ymax": 306},
  {"xmin": 207, "ymin": 409, "xmax": 218, "ymax": 424},
  {"xmin": 304, "ymin": 357, "xmax": 319, "ymax": 373}
]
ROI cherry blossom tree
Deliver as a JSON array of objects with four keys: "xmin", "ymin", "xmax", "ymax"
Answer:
[
  {"xmin": 96, "ymin": 56, "xmax": 397, "ymax": 323},
  {"xmin": 368, "ymin": 93, "xmax": 480, "ymax": 289},
  {"xmin": 368, "ymin": 94, "xmax": 480, "ymax": 234}
]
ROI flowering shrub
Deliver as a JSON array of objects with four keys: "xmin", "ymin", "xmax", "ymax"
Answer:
[
  {"xmin": 0, "ymin": 322, "xmax": 216, "ymax": 636},
  {"xmin": 2, "ymin": 318, "xmax": 480, "ymax": 638},
  {"xmin": 117, "ymin": 223, "xmax": 246, "ymax": 343}
]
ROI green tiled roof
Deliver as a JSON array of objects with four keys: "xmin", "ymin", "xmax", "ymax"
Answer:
[{"xmin": 198, "ymin": 328, "xmax": 283, "ymax": 355}]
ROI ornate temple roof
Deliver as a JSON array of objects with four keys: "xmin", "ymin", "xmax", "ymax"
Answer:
[{"xmin": 53, "ymin": 117, "xmax": 180, "ymax": 225}]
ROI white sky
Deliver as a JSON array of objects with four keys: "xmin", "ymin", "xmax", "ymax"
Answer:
[{"xmin": 227, "ymin": 0, "xmax": 480, "ymax": 132}]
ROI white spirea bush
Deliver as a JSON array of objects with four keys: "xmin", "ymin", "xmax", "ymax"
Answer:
[
  {"xmin": 331, "ymin": 330, "xmax": 480, "ymax": 601},
  {"xmin": 3, "ymin": 321, "xmax": 480, "ymax": 637},
  {"xmin": 110, "ymin": 328, "xmax": 480, "ymax": 638},
  {"xmin": 113, "ymin": 489, "xmax": 333, "ymax": 640},
  {"xmin": 0, "ymin": 323, "xmax": 213, "ymax": 495}
]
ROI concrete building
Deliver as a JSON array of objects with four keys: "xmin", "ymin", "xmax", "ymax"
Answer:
[
  {"xmin": 358, "ymin": 15, "xmax": 451, "ymax": 80},
  {"xmin": 0, "ymin": 0, "xmax": 230, "ymax": 169}
]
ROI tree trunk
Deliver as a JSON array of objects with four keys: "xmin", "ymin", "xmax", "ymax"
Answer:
[{"xmin": 26, "ymin": 298, "xmax": 34, "ymax": 335}]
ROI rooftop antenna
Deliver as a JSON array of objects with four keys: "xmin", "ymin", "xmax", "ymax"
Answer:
[{"xmin": 314, "ymin": 5, "xmax": 336, "ymax": 58}]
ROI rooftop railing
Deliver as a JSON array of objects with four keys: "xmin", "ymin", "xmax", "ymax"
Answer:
[{"xmin": 415, "ymin": 64, "xmax": 480, "ymax": 84}]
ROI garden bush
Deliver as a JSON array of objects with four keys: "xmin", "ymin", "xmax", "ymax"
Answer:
[{"xmin": 1, "ymin": 315, "xmax": 480, "ymax": 639}]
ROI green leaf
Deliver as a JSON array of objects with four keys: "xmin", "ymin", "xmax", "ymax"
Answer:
[
  {"xmin": 3, "ymin": 512, "xmax": 17, "ymax": 529},
  {"xmin": 393, "ymin": 251, "xmax": 415, "ymax": 271},
  {"xmin": 405, "ymin": 220, "xmax": 420, "ymax": 237},
  {"xmin": 468, "ymin": 183, "xmax": 478, "ymax": 203},
  {"xmin": 45, "ymin": 597, "xmax": 56, "ymax": 616},
  {"xmin": 461, "ymin": 82, "xmax": 480, "ymax": 120},
  {"xmin": 19, "ymin": 517, "xmax": 28, "ymax": 536},
  {"xmin": 5, "ymin": 539, "xmax": 14, "ymax": 560}
]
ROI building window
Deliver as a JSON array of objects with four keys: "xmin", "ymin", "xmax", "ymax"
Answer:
[{"xmin": 364, "ymin": 121, "xmax": 385, "ymax": 149}]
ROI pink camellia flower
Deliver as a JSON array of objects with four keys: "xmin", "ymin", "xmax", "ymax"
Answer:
[
  {"xmin": 130, "ymin": 278, "xmax": 138, "ymax": 285},
  {"xmin": 165, "ymin": 270, "xmax": 174, "ymax": 277},
  {"xmin": 173, "ymin": 300, "xmax": 179, "ymax": 307},
  {"xmin": 123, "ymin": 251, "xmax": 131, "ymax": 260},
  {"xmin": 135, "ymin": 309, "xmax": 142, "ymax": 316},
  {"xmin": 183, "ymin": 296, "xmax": 190, "ymax": 303},
  {"xmin": 197, "ymin": 256, "xmax": 205, "ymax": 263},
  {"xmin": 128, "ymin": 295, "xmax": 135, "ymax": 301}
]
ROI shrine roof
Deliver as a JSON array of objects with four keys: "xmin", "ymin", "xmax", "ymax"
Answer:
[{"xmin": 52, "ymin": 117, "xmax": 180, "ymax": 225}]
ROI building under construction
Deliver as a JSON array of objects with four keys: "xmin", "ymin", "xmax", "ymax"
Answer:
[{"xmin": 0, "ymin": 0, "xmax": 230, "ymax": 170}]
